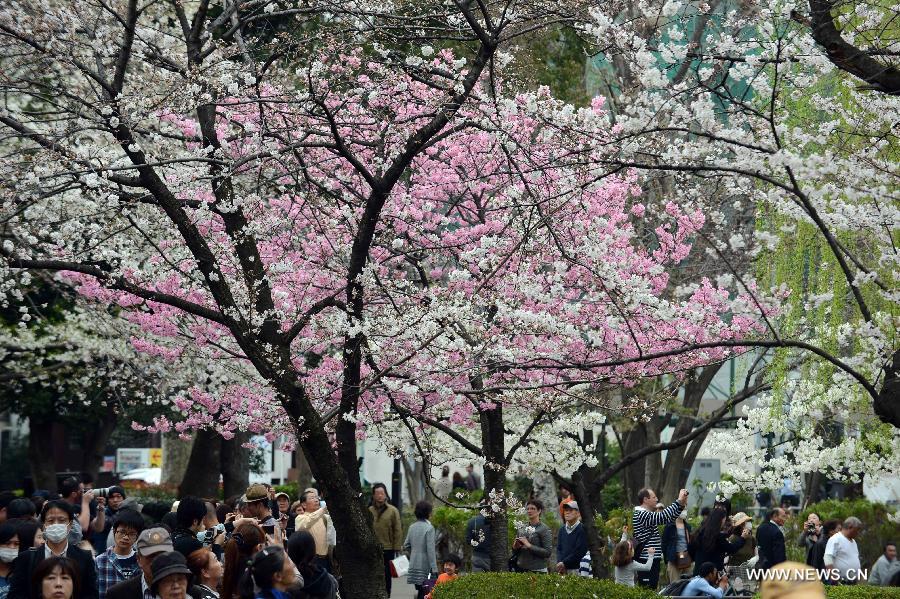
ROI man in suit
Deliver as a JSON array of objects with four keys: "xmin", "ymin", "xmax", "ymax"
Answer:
[
  {"xmin": 8, "ymin": 499, "xmax": 99, "ymax": 599},
  {"xmin": 756, "ymin": 508, "xmax": 787, "ymax": 570},
  {"xmin": 106, "ymin": 527, "xmax": 173, "ymax": 599}
]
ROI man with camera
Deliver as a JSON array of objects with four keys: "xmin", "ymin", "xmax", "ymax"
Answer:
[
  {"xmin": 682, "ymin": 562, "xmax": 729, "ymax": 598},
  {"xmin": 91, "ymin": 485, "xmax": 127, "ymax": 554},
  {"xmin": 59, "ymin": 475, "xmax": 106, "ymax": 546}
]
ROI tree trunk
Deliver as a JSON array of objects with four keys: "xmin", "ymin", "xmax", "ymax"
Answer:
[
  {"xmin": 480, "ymin": 406, "xmax": 508, "ymax": 572},
  {"xmin": 179, "ymin": 429, "xmax": 222, "ymax": 498},
  {"xmin": 644, "ymin": 422, "xmax": 663, "ymax": 490},
  {"xmin": 161, "ymin": 432, "xmax": 193, "ymax": 487},
  {"xmin": 532, "ymin": 470, "xmax": 560, "ymax": 523},
  {"xmin": 292, "ymin": 448, "xmax": 314, "ymax": 491},
  {"xmin": 656, "ymin": 365, "xmax": 721, "ymax": 502},
  {"xmin": 401, "ymin": 455, "xmax": 423, "ymax": 507},
  {"xmin": 275, "ymin": 380, "xmax": 385, "ymax": 599},
  {"xmin": 27, "ymin": 416, "xmax": 57, "ymax": 491},
  {"xmin": 572, "ymin": 466, "xmax": 609, "ymax": 578},
  {"xmin": 220, "ymin": 432, "xmax": 250, "ymax": 499},
  {"xmin": 621, "ymin": 425, "xmax": 647, "ymax": 505},
  {"xmin": 80, "ymin": 402, "xmax": 118, "ymax": 481}
]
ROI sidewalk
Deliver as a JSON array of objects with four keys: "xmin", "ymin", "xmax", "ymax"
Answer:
[{"xmin": 390, "ymin": 576, "xmax": 418, "ymax": 599}]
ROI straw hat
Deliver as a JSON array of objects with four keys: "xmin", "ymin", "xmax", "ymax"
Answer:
[{"xmin": 732, "ymin": 512, "xmax": 752, "ymax": 528}]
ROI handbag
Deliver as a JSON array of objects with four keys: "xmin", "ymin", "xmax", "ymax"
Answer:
[
  {"xmin": 674, "ymin": 527, "xmax": 692, "ymax": 569},
  {"xmin": 508, "ymin": 549, "xmax": 522, "ymax": 572},
  {"xmin": 389, "ymin": 554, "xmax": 409, "ymax": 578}
]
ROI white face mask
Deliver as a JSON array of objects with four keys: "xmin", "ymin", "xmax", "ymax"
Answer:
[
  {"xmin": 43, "ymin": 524, "xmax": 69, "ymax": 544},
  {"xmin": 0, "ymin": 548, "xmax": 18, "ymax": 563}
]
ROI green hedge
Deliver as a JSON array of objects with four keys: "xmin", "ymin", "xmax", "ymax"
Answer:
[
  {"xmin": 822, "ymin": 589, "xmax": 900, "ymax": 598},
  {"xmin": 431, "ymin": 573, "xmax": 656, "ymax": 599},
  {"xmin": 430, "ymin": 573, "xmax": 900, "ymax": 599}
]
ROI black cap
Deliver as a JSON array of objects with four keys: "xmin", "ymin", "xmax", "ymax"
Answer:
[{"xmin": 150, "ymin": 552, "xmax": 192, "ymax": 592}]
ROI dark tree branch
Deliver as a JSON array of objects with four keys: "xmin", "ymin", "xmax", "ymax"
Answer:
[{"xmin": 808, "ymin": 0, "xmax": 900, "ymax": 95}]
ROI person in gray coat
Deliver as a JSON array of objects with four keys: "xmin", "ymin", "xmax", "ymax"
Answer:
[
  {"xmin": 403, "ymin": 501, "xmax": 437, "ymax": 599},
  {"xmin": 513, "ymin": 499, "xmax": 552, "ymax": 572}
]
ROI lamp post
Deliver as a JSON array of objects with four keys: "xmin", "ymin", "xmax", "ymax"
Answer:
[{"xmin": 391, "ymin": 457, "xmax": 402, "ymax": 511}]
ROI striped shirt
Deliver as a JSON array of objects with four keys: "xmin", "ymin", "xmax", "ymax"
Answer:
[{"xmin": 632, "ymin": 501, "xmax": 681, "ymax": 560}]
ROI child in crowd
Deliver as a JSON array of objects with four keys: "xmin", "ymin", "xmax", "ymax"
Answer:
[
  {"xmin": 425, "ymin": 554, "xmax": 461, "ymax": 599},
  {"xmin": 611, "ymin": 540, "xmax": 655, "ymax": 587}
]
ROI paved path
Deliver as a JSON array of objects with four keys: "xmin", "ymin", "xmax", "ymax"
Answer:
[{"xmin": 389, "ymin": 576, "xmax": 418, "ymax": 599}]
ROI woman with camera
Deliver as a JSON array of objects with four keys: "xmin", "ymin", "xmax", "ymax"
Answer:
[{"xmin": 511, "ymin": 500, "xmax": 553, "ymax": 573}]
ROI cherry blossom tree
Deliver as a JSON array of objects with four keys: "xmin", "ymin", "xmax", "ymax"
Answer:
[
  {"xmin": 0, "ymin": 0, "xmax": 778, "ymax": 591},
  {"xmin": 577, "ymin": 0, "xmax": 899, "ymax": 493}
]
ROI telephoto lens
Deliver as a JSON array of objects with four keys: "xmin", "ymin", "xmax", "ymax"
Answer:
[{"xmin": 94, "ymin": 487, "xmax": 112, "ymax": 498}]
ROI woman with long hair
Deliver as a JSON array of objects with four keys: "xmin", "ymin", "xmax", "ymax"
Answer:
[
  {"xmin": 286, "ymin": 531, "xmax": 337, "ymax": 599},
  {"xmin": 221, "ymin": 521, "xmax": 266, "ymax": 599},
  {"xmin": 238, "ymin": 546, "xmax": 295, "ymax": 599},
  {"xmin": 0, "ymin": 523, "xmax": 18, "ymax": 598},
  {"xmin": 611, "ymin": 540, "xmax": 654, "ymax": 587},
  {"xmin": 187, "ymin": 547, "xmax": 225, "ymax": 599},
  {"xmin": 31, "ymin": 556, "xmax": 80, "ymax": 599},
  {"xmin": 689, "ymin": 506, "xmax": 748, "ymax": 574}
]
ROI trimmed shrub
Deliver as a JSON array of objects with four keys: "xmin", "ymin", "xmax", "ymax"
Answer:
[
  {"xmin": 749, "ymin": 585, "xmax": 900, "ymax": 599},
  {"xmin": 431, "ymin": 572, "xmax": 657, "ymax": 599},
  {"xmin": 824, "ymin": 589, "xmax": 900, "ymax": 598}
]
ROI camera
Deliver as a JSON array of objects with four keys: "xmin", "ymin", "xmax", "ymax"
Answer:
[{"xmin": 93, "ymin": 487, "xmax": 113, "ymax": 498}]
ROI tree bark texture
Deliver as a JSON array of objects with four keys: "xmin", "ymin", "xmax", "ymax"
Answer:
[
  {"xmin": 480, "ymin": 406, "xmax": 508, "ymax": 572},
  {"xmin": 572, "ymin": 465, "xmax": 610, "ymax": 578},
  {"xmin": 179, "ymin": 429, "xmax": 222, "ymax": 498},
  {"xmin": 28, "ymin": 416, "xmax": 57, "ymax": 491},
  {"xmin": 161, "ymin": 432, "xmax": 193, "ymax": 487},
  {"xmin": 80, "ymin": 402, "xmax": 118, "ymax": 481},
  {"xmin": 220, "ymin": 432, "xmax": 250, "ymax": 499}
]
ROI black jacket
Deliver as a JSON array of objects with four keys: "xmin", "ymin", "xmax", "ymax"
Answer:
[
  {"xmin": 104, "ymin": 574, "xmax": 143, "ymax": 599},
  {"xmin": 172, "ymin": 528, "xmax": 204, "ymax": 558},
  {"xmin": 8, "ymin": 545, "xmax": 98, "ymax": 599},
  {"xmin": 661, "ymin": 522, "xmax": 692, "ymax": 564},
  {"xmin": 756, "ymin": 521, "xmax": 786, "ymax": 570},
  {"xmin": 808, "ymin": 535, "xmax": 829, "ymax": 569},
  {"xmin": 689, "ymin": 531, "xmax": 745, "ymax": 573},
  {"xmin": 299, "ymin": 567, "xmax": 338, "ymax": 599}
]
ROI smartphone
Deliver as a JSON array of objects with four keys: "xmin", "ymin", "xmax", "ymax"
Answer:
[{"xmin": 262, "ymin": 524, "xmax": 275, "ymax": 535}]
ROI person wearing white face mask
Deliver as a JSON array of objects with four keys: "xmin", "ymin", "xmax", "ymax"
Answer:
[
  {"xmin": 0, "ymin": 522, "xmax": 20, "ymax": 598},
  {"xmin": 8, "ymin": 500, "xmax": 99, "ymax": 599}
]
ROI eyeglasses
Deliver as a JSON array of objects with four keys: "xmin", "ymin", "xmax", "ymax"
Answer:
[{"xmin": 115, "ymin": 529, "xmax": 138, "ymax": 539}]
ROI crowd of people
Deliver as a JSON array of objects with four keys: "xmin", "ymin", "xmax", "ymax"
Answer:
[
  {"xmin": 0, "ymin": 475, "xmax": 896, "ymax": 599},
  {"xmin": 0, "ymin": 477, "xmax": 340, "ymax": 599}
]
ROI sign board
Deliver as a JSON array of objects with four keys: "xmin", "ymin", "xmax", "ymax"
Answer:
[{"xmin": 116, "ymin": 448, "xmax": 162, "ymax": 473}]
